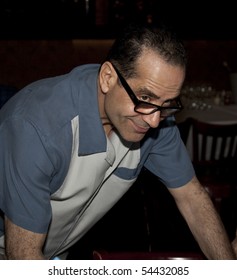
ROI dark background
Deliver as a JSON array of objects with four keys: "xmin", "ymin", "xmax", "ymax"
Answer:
[
  {"xmin": 1, "ymin": 0, "xmax": 237, "ymax": 259},
  {"xmin": 0, "ymin": 0, "xmax": 236, "ymax": 40}
]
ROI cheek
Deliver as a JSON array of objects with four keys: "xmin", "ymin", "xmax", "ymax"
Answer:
[
  {"xmin": 104, "ymin": 91, "xmax": 124, "ymax": 116},
  {"xmin": 104, "ymin": 93, "xmax": 119, "ymax": 115},
  {"xmin": 104, "ymin": 89, "xmax": 137, "ymax": 127},
  {"xmin": 105, "ymin": 98, "xmax": 134, "ymax": 123}
]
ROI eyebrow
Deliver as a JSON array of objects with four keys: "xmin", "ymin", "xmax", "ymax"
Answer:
[
  {"xmin": 136, "ymin": 87, "xmax": 180, "ymax": 104},
  {"xmin": 136, "ymin": 87, "xmax": 161, "ymax": 100},
  {"xmin": 114, "ymin": 63, "xmax": 180, "ymax": 103}
]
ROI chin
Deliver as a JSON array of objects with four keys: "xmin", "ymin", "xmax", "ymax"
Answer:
[{"xmin": 121, "ymin": 132, "xmax": 146, "ymax": 143}]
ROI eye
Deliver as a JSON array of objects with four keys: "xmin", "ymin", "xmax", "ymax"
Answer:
[
  {"xmin": 139, "ymin": 94, "xmax": 151, "ymax": 102},
  {"xmin": 137, "ymin": 92, "xmax": 157, "ymax": 103},
  {"xmin": 162, "ymin": 100, "xmax": 172, "ymax": 107}
]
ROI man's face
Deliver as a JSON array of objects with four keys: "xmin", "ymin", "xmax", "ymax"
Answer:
[{"xmin": 101, "ymin": 50, "xmax": 185, "ymax": 142}]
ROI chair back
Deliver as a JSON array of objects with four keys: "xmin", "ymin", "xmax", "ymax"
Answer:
[
  {"xmin": 191, "ymin": 118, "xmax": 237, "ymax": 165},
  {"xmin": 191, "ymin": 118, "xmax": 237, "ymax": 196},
  {"xmin": 190, "ymin": 118, "xmax": 237, "ymax": 213},
  {"xmin": 177, "ymin": 117, "xmax": 192, "ymax": 145}
]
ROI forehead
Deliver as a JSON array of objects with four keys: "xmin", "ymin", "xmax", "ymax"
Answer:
[{"xmin": 134, "ymin": 50, "xmax": 185, "ymax": 96}]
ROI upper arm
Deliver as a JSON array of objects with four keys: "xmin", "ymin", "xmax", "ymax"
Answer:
[
  {"xmin": 144, "ymin": 120, "xmax": 195, "ymax": 188},
  {"xmin": 0, "ymin": 118, "xmax": 53, "ymax": 234},
  {"xmin": 5, "ymin": 216, "xmax": 47, "ymax": 259}
]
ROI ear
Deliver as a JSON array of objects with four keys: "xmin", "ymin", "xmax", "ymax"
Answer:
[{"xmin": 99, "ymin": 62, "xmax": 117, "ymax": 93}]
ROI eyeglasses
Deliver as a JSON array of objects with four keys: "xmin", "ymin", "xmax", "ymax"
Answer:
[{"xmin": 112, "ymin": 63, "xmax": 183, "ymax": 117}]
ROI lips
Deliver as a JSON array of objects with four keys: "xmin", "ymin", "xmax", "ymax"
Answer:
[{"xmin": 131, "ymin": 121, "xmax": 149, "ymax": 134}]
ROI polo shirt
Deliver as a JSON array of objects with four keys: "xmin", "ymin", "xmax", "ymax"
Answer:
[{"xmin": 0, "ymin": 64, "xmax": 195, "ymax": 258}]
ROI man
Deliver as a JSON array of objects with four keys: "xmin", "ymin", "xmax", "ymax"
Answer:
[{"xmin": 0, "ymin": 24, "xmax": 235, "ymax": 259}]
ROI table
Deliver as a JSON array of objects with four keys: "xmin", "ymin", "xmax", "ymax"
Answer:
[{"xmin": 176, "ymin": 104, "xmax": 237, "ymax": 125}]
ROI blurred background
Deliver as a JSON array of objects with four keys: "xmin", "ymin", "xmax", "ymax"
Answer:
[
  {"xmin": 1, "ymin": 0, "xmax": 237, "ymax": 91},
  {"xmin": 1, "ymin": 0, "xmax": 237, "ymax": 259},
  {"xmin": 0, "ymin": 0, "xmax": 236, "ymax": 40}
]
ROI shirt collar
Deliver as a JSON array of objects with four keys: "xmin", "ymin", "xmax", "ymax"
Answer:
[{"xmin": 73, "ymin": 64, "xmax": 107, "ymax": 156}]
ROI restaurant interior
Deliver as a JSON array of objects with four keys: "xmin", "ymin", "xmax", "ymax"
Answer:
[{"xmin": 0, "ymin": 0, "xmax": 237, "ymax": 260}]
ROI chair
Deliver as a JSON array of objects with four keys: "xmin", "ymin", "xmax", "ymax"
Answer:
[
  {"xmin": 190, "ymin": 117, "xmax": 237, "ymax": 212},
  {"xmin": 177, "ymin": 117, "xmax": 193, "ymax": 145}
]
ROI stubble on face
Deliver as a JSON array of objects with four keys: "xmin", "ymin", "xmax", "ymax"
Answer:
[{"xmin": 99, "ymin": 51, "xmax": 185, "ymax": 142}]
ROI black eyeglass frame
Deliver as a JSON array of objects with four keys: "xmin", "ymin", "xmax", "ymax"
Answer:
[{"xmin": 111, "ymin": 63, "xmax": 183, "ymax": 116}]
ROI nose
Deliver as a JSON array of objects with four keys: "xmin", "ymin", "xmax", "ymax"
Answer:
[{"xmin": 142, "ymin": 111, "xmax": 161, "ymax": 128}]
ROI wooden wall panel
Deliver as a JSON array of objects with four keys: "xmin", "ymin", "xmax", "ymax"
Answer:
[{"xmin": 0, "ymin": 39, "xmax": 237, "ymax": 91}]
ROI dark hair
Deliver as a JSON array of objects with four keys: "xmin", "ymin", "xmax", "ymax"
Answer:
[{"xmin": 106, "ymin": 23, "xmax": 187, "ymax": 79}]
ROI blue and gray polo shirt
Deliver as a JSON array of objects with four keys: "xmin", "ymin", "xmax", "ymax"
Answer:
[{"xmin": 0, "ymin": 64, "xmax": 194, "ymax": 258}]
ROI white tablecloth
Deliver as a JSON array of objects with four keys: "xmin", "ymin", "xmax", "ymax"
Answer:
[{"xmin": 176, "ymin": 104, "xmax": 237, "ymax": 125}]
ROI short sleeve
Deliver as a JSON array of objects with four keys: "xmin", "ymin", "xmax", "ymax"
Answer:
[
  {"xmin": 0, "ymin": 117, "xmax": 54, "ymax": 233},
  {"xmin": 144, "ymin": 121, "xmax": 195, "ymax": 188}
]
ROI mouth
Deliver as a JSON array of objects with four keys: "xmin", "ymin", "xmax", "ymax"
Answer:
[{"xmin": 130, "ymin": 120, "xmax": 149, "ymax": 134}]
